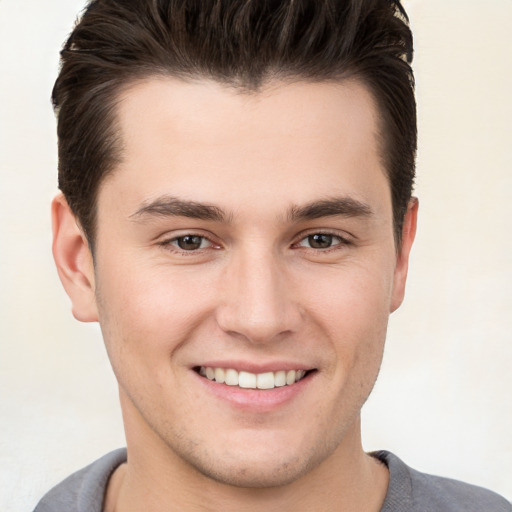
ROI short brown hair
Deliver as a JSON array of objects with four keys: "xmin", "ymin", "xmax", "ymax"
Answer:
[{"xmin": 53, "ymin": 0, "xmax": 416, "ymax": 248}]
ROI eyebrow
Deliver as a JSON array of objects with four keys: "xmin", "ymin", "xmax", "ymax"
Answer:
[
  {"xmin": 130, "ymin": 196, "xmax": 229, "ymax": 222},
  {"xmin": 287, "ymin": 197, "xmax": 373, "ymax": 222},
  {"xmin": 130, "ymin": 195, "xmax": 372, "ymax": 224}
]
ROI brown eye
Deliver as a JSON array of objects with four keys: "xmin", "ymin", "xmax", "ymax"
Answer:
[
  {"xmin": 306, "ymin": 234, "xmax": 335, "ymax": 249},
  {"xmin": 175, "ymin": 235, "xmax": 206, "ymax": 251}
]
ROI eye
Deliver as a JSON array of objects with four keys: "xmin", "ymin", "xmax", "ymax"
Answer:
[
  {"xmin": 169, "ymin": 235, "xmax": 212, "ymax": 251},
  {"xmin": 297, "ymin": 233, "xmax": 343, "ymax": 250}
]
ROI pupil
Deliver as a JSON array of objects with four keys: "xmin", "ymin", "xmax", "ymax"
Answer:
[
  {"xmin": 178, "ymin": 235, "xmax": 202, "ymax": 250},
  {"xmin": 309, "ymin": 234, "xmax": 332, "ymax": 249}
]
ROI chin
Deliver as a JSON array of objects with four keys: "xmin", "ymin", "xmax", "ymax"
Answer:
[
  {"xmin": 187, "ymin": 452, "xmax": 317, "ymax": 489},
  {"xmin": 167, "ymin": 428, "xmax": 338, "ymax": 489}
]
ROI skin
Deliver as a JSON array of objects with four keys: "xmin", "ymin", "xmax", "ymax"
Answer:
[{"xmin": 52, "ymin": 78, "xmax": 417, "ymax": 511}]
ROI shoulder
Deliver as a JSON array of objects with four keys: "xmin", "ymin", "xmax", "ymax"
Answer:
[
  {"xmin": 33, "ymin": 448, "xmax": 127, "ymax": 512},
  {"xmin": 407, "ymin": 466, "xmax": 512, "ymax": 512},
  {"xmin": 373, "ymin": 450, "xmax": 511, "ymax": 512}
]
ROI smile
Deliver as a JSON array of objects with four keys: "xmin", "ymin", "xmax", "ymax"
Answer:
[{"xmin": 197, "ymin": 366, "xmax": 310, "ymax": 389}]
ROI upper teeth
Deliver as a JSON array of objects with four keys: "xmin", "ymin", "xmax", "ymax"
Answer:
[{"xmin": 199, "ymin": 367, "xmax": 307, "ymax": 389}]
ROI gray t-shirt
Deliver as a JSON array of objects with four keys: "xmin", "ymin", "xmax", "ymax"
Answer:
[{"xmin": 34, "ymin": 449, "xmax": 511, "ymax": 511}]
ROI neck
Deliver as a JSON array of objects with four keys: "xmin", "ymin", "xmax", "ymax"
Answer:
[{"xmin": 106, "ymin": 413, "xmax": 388, "ymax": 512}]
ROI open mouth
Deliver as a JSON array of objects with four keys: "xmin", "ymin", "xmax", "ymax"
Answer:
[{"xmin": 194, "ymin": 366, "xmax": 315, "ymax": 390}]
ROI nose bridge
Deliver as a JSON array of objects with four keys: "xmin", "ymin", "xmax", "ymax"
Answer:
[{"xmin": 217, "ymin": 243, "xmax": 300, "ymax": 343}]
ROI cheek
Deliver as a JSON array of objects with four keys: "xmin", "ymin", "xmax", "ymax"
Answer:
[
  {"xmin": 307, "ymin": 258, "xmax": 393, "ymax": 328},
  {"xmin": 94, "ymin": 258, "xmax": 217, "ymax": 364},
  {"xmin": 300, "ymin": 257, "xmax": 393, "ymax": 372}
]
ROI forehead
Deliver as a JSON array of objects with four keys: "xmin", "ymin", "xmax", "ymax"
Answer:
[{"xmin": 100, "ymin": 77, "xmax": 390, "ymax": 221}]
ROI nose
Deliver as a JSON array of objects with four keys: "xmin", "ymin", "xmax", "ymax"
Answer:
[{"xmin": 216, "ymin": 248, "xmax": 303, "ymax": 344}]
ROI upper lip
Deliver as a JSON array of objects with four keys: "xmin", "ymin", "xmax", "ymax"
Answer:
[{"xmin": 194, "ymin": 360, "xmax": 315, "ymax": 374}]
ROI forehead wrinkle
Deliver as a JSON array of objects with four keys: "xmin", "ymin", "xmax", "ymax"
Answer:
[
  {"xmin": 287, "ymin": 197, "xmax": 373, "ymax": 223},
  {"xmin": 129, "ymin": 195, "xmax": 232, "ymax": 223}
]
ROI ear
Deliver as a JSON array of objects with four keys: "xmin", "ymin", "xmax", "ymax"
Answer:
[
  {"xmin": 390, "ymin": 197, "xmax": 418, "ymax": 313},
  {"xmin": 52, "ymin": 193, "xmax": 98, "ymax": 322}
]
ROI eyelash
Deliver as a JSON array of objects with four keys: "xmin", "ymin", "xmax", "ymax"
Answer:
[
  {"xmin": 293, "ymin": 231, "xmax": 351, "ymax": 252},
  {"xmin": 159, "ymin": 233, "xmax": 218, "ymax": 253},
  {"xmin": 159, "ymin": 231, "xmax": 351, "ymax": 255}
]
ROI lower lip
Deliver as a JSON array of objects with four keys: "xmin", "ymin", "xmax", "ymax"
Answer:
[{"xmin": 195, "ymin": 371, "xmax": 314, "ymax": 412}]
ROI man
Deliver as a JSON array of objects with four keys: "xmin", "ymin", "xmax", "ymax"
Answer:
[{"xmin": 35, "ymin": 0, "xmax": 511, "ymax": 511}]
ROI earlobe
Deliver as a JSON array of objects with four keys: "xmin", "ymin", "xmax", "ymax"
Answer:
[
  {"xmin": 390, "ymin": 197, "xmax": 418, "ymax": 313},
  {"xmin": 52, "ymin": 193, "xmax": 98, "ymax": 322}
]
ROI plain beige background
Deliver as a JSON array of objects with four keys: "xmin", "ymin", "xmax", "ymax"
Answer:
[{"xmin": 1, "ymin": 1, "xmax": 511, "ymax": 510}]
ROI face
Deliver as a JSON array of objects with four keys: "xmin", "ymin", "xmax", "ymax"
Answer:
[{"xmin": 59, "ymin": 78, "xmax": 416, "ymax": 488}]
